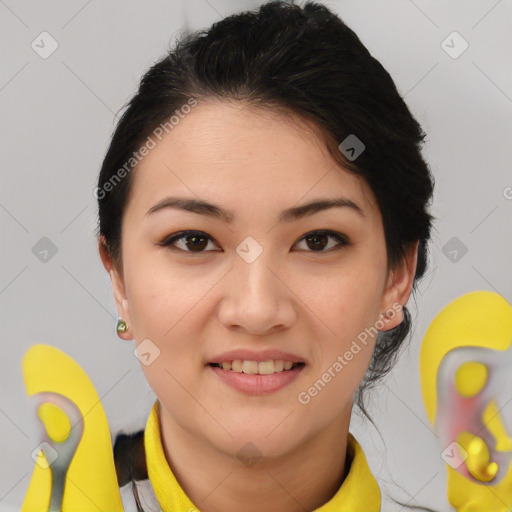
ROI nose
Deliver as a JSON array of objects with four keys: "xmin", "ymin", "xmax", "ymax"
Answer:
[{"xmin": 217, "ymin": 250, "xmax": 297, "ymax": 336}]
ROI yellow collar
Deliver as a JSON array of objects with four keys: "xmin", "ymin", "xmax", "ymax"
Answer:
[{"xmin": 144, "ymin": 400, "xmax": 381, "ymax": 511}]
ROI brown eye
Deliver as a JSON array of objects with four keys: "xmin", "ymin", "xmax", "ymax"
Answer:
[
  {"xmin": 305, "ymin": 233, "xmax": 328, "ymax": 250},
  {"xmin": 183, "ymin": 233, "xmax": 209, "ymax": 251},
  {"xmin": 295, "ymin": 230, "xmax": 349, "ymax": 252},
  {"xmin": 158, "ymin": 231, "xmax": 219, "ymax": 253}
]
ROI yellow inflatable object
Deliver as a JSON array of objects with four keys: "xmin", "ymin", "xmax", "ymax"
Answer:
[
  {"xmin": 21, "ymin": 344, "xmax": 124, "ymax": 511},
  {"xmin": 420, "ymin": 290, "xmax": 512, "ymax": 511}
]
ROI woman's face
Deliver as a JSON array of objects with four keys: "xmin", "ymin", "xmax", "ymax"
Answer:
[{"xmin": 103, "ymin": 101, "xmax": 416, "ymax": 458}]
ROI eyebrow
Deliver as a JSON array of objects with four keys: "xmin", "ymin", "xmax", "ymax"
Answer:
[{"xmin": 145, "ymin": 196, "xmax": 365, "ymax": 223}]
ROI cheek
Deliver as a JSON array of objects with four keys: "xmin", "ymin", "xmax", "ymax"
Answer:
[
  {"xmin": 123, "ymin": 261, "xmax": 203, "ymax": 400},
  {"xmin": 300, "ymin": 262, "xmax": 384, "ymax": 337},
  {"xmin": 123, "ymin": 244, "xmax": 202, "ymax": 334},
  {"xmin": 298, "ymin": 258, "xmax": 383, "ymax": 394},
  {"xmin": 296, "ymin": 338, "xmax": 374, "ymax": 426}
]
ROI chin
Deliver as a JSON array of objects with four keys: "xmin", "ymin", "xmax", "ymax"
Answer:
[{"xmin": 212, "ymin": 422, "xmax": 305, "ymax": 456}]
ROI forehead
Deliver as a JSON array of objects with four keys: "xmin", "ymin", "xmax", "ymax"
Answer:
[{"xmin": 126, "ymin": 100, "xmax": 378, "ymax": 220}]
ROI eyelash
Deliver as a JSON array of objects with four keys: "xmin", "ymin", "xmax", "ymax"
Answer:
[{"xmin": 157, "ymin": 229, "xmax": 350, "ymax": 254}]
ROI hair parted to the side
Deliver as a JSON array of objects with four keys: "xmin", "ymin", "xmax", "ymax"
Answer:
[{"xmin": 100, "ymin": 1, "xmax": 437, "ymax": 509}]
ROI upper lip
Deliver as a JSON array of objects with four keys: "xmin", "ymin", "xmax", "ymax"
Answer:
[{"xmin": 207, "ymin": 349, "xmax": 306, "ymax": 365}]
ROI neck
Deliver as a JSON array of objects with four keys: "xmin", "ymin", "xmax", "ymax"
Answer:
[{"xmin": 158, "ymin": 405, "xmax": 351, "ymax": 512}]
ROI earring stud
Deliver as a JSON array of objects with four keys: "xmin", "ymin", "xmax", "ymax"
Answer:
[{"xmin": 116, "ymin": 318, "xmax": 127, "ymax": 334}]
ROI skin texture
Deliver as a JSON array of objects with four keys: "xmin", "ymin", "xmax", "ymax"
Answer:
[{"xmin": 99, "ymin": 101, "xmax": 419, "ymax": 512}]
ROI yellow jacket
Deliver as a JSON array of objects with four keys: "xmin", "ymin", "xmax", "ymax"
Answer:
[{"xmin": 142, "ymin": 400, "xmax": 382, "ymax": 511}]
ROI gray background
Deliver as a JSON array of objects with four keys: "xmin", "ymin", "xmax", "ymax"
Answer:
[{"xmin": 1, "ymin": 0, "xmax": 511, "ymax": 510}]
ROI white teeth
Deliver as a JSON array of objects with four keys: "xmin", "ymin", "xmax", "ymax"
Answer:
[
  {"xmin": 242, "ymin": 360, "xmax": 259, "ymax": 374},
  {"xmin": 214, "ymin": 359, "xmax": 301, "ymax": 374},
  {"xmin": 258, "ymin": 361, "xmax": 275, "ymax": 375},
  {"xmin": 231, "ymin": 360, "xmax": 243, "ymax": 372}
]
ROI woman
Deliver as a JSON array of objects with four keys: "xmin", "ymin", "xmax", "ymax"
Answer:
[{"xmin": 96, "ymin": 1, "xmax": 435, "ymax": 510}]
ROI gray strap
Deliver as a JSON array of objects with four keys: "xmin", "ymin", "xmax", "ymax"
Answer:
[{"xmin": 119, "ymin": 479, "xmax": 162, "ymax": 512}]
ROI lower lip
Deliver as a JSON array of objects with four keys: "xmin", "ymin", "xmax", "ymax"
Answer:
[{"xmin": 208, "ymin": 364, "xmax": 305, "ymax": 395}]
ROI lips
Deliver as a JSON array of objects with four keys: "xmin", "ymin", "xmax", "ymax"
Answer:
[{"xmin": 206, "ymin": 349, "xmax": 307, "ymax": 394}]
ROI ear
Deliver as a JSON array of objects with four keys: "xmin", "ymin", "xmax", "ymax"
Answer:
[
  {"xmin": 98, "ymin": 236, "xmax": 133, "ymax": 340},
  {"xmin": 378, "ymin": 240, "xmax": 419, "ymax": 332}
]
